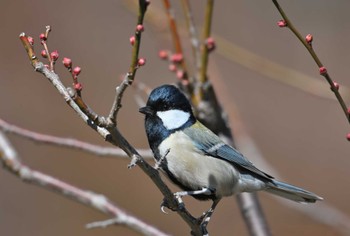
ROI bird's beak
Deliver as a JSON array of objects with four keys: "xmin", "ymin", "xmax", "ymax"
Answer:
[{"xmin": 139, "ymin": 106, "xmax": 154, "ymax": 116}]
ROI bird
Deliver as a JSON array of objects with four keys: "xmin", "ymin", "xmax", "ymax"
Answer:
[{"xmin": 139, "ymin": 84, "xmax": 322, "ymax": 227}]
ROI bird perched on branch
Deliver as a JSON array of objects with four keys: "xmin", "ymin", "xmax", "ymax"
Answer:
[{"xmin": 139, "ymin": 84, "xmax": 322, "ymax": 228}]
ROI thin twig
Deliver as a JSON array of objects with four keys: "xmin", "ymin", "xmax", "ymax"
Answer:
[
  {"xmin": 0, "ymin": 118, "xmax": 152, "ymax": 158},
  {"xmin": 108, "ymin": 0, "xmax": 149, "ymax": 125},
  {"xmin": 161, "ymin": 0, "xmax": 194, "ymax": 91},
  {"xmin": 272, "ymin": 0, "xmax": 350, "ymax": 124}
]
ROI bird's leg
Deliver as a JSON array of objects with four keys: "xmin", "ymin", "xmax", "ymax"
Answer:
[
  {"xmin": 160, "ymin": 188, "xmax": 214, "ymax": 213},
  {"xmin": 174, "ymin": 187, "xmax": 213, "ymax": 205},
  {"xmin": 199, "ymin": 198, "xmax": 221, "ymax": 235}
]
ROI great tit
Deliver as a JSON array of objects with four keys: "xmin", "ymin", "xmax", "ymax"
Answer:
[{"xmin": 139, "ymin": 84, "xmax": 322, "ymax": 222}]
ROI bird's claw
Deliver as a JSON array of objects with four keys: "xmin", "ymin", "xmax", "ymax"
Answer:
[
  {"xmin": 160, "ymin": 199, "xmax": 170, "ymax": 214},
  {"xmin": 160, "ymin": 205, "xmax": 169, "ymax": 214}
]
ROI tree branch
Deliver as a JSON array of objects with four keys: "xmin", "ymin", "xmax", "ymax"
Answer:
[
  {"xmin": 0, "ymin": 118, "xmax": 152, "ymax": 158},
  {"xmin": 272, "ymin": 0, "xmax": 350, "ymax": 127}
]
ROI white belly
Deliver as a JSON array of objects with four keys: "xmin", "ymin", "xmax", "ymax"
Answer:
[{"xmin": 158, "ymin": 132, "xmax": 241, "ymax": 198}]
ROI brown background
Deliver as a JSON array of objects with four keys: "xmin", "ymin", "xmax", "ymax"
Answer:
[{"xmin": 0, "ymin": 1, "xmax": 349, "ymax": 235}]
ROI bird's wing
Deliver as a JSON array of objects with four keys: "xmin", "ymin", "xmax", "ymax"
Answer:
[{"xmin": 184, "ymin": 121, "xmax": 273, "ymax": 179}]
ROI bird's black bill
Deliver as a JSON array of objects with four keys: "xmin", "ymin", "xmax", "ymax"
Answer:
[{"xmin": 139, "ymin": 106, "xmax": 154, "ymax": 116}]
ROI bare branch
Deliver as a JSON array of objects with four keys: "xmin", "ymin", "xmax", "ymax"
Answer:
[
  {"xmin": 272, "ymin": 0, "xmax": 350, "ymax": 127},
  {"xmin": 0, "ymin": 118, "xmax": 152, "ymax": 158},
  {"xmin": 181, "ymin": 0, "xmax": 201, "ymax": 71}
]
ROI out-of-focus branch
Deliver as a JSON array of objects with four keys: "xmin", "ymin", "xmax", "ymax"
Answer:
[
  {"xmin": 161, "ymin": 0, "xmax": 194, "ymax": 95},
  {"xmin": 181, "ymin": 0, "xmax": 201, "ymax": 71},
  {"xmin": 272, "ymin": 0, "xmax": 350, "ymax": 128},
  {"xmin": 0, "ymin": 118, "xmax": 152, "ymax": 158},
  {"xmin": 0, "ymin": 132, "xmax": 167, "ymax": 236},
  {"xmin": 162, "ymin": 0, "xmax": 188, "ymax": 74},
  {"xmin": 198, "ymin": 0, "xmax": 214, "ymax": 85}
]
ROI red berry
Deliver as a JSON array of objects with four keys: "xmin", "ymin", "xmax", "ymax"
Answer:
[
  {"xmin": 41, "ymin": 50, "xmax": 48, "ymax": 58},
  {"xmin": 28, "ymin": 36, "xmax": 34, "ymax": 45},
  {"xmin": 158, "ymin": 50, "xmax": 168, "ymax": 60},
  {"xmin": 277, "ymin": 20, "xmax": 287, "ymax": 27},
  {"xmin": 39, "ymin": 33, "xmax": 47, "ymax": 41},
  {"xmin": 129, "ymin": 36, "xmax": 136, "ymax": 46},
  {"xmin": 319, "ymin": 66, "xmax": 327, "ymax": 75},
  {"xmin": 305, "ymin": 34, "xmax": 313, "ymax": 44},
  {"xmin": 50, "ymin": 50, "xmax": 59, "ymax": 61},
  {"xmin": 62, "ymin": 57, "xmax": 72, "ymax": 68},
  {"xmin": 72, "ymin": 66, "xmax": 81, "ymax": 76},
  {"xmin": 170, "ymin": 53, "xmax": 183, "ymax": 63},
  {"xmin": 74, "ymin": 83, "xmax": 83, "ymax": 91},
  {"xmin": 138, "ymin": 58, "xmax": 146, "ymax": 66},
  {"xmin": 136, "ymin": 24, "xmax": 144, "ymax": 32}
]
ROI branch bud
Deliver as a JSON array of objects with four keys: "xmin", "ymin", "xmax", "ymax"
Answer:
[
  {"xmin": 168, "ymin": 64, "xmax": 176, "ymax": 72},
  {"xmin": 50, "ymin": 50, "xmax": 59, "ymax": 61},
  {"xmin": 319, "ymin": 66, "xmax": 327, "ymax": 75},
  {"xmin": 206, "ymin": 37, "xmax": 216, "ymax": 51},
  {"xmin": 305, "ymin": 34, "xmax": 313, "ymax": 44},
  {"xmin": 129, "ymin": 36, "xmax": 136, "ymax": 46},
  {"xmin": 39, "ymin": 33, "xmax": 47, "ymax": 41},
  {"xmin": 138, "ymin": 58, "xmax": 146, "ymax": 66},
  {"xmin": 170, "ymin": 53, "xmax": 183, "ymax": 63},
  {"xmin": 333, "ymin": 82, "xmax": 340, "ymax": 90},
  {"xmin": 347, "ymin": 133, "xmax": 350, "ymax": 141},
  {"xmin": 41, "ymin": 50, "xmax": 48, "ymax": 58},
  {"xmin": 28, "ymin": 36, "xmax": 34, "ymax": 46},
  {"xmin": 158, "ymin": 50, "xmax": 168, "ymax": 60},
  {"xmin": 73, "ymin": 66, "xmax": 81, "ymax": 76},
  {"xmin": 277, "ymin": 20, "xmax": 287, "ymax": 27},
  {"xmin": 176, "ymin": 70, "xmax": 184, "ymax": 80},
  {"xmin": 136, "ymin": 24, "xmax": 144, "ymax": 32},
  {"xmin": 62, "ymin": 57, "xmax": 72, "ymax": 68},
  {"xmin": 74, "ymin": 83, "xmax": 83, "ymax": 91}
]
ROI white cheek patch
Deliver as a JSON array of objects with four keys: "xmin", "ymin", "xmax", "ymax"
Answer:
[{"xmin": 157, "ymin": 109, "xmax": 190, "ymax": 130}]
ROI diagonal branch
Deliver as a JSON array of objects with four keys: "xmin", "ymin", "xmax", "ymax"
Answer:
[{"xmin": 272, "ymin": 0, "xmax": 350, "ymax": 125}]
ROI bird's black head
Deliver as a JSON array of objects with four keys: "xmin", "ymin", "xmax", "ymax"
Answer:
[
  {"xmin": 139, "ymin": 84, "xmax": 196, "ymax": 152},
  {"xmin": 140, "ymin": 84, "xmax": 194, "ymax": 116}
]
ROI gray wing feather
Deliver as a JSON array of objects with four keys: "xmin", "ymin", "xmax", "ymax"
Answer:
[{"xmin": 184, "ymin": 121, "xmax": 273, "ymax": 179}]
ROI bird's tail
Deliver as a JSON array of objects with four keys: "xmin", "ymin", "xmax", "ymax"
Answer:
[{"xmin": 265, "ymin": 180, "xmax": 323, "ymax": 203}]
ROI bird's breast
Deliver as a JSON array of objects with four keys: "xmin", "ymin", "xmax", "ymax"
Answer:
[{"xmin": 158, "ymin": 131, "xmax": 240, "ymax": 198}]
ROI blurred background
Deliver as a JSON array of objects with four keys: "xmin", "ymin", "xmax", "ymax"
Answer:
[{"xmin": 1, "ymin": 0, "xmax": 349, "ymax": 235}]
